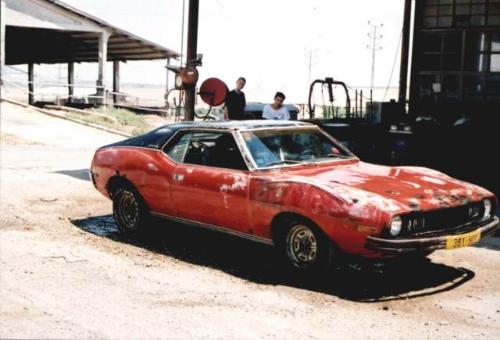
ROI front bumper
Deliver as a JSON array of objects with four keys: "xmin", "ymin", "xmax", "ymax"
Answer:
[{"xmin": 365, "ymin": 216, "xmax": 499, "ymax": 254}]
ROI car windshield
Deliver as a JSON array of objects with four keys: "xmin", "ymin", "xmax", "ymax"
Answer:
[{"xmin": 240, "ymin": 128, "xmax": 353, "ymax": 168}]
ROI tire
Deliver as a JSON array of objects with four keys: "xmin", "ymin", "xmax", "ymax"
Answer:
[
  {"xmin": 280, "ymin": 219, "xmax": 335, "ymax": 274},
  {"xmin": 112, "ymin": 185, "xmax": 150, "ymax": 235}
]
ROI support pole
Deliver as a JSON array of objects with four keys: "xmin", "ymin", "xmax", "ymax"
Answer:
[
  {"xmin": 28, "ymin": 63, "xmax": 34, "ymax": 105},
  {"xmin": 165, "ymin": 58, "xmax": 170, "ymax": 108},
  {"xmin": 97, "ymin": 31, "xmax": 110, "ymax": 105},
  {"xmin": 399, "ymin": 0, "xmax": 412, "ymax": 114},
  {"xmin": 68, "ymin": 62, "xmax": 74, "ymax": 103},
  {"xmin": 184, "ymin": 0, "xmax": 199, "ymax": 121},
  {"xmin": 360, "ymin": 90, "xmax": 364, "ymax": 118},
  {"xmin": 0, "ymin": 0, "xmax": 6, "ymax": 97},
  {"xmin": 355, "ymin": 90, "xmax": 358, "ymax": 117},
  {"xmin": 113, "ymin": 60, "xmax": 120, "ymax": 104},
  {"xmin": 370, "ymin": 89, "xmax": 373, "ymax": 118}
]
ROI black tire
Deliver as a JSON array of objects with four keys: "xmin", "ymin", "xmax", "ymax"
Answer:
[
  {"xmin": 279, "ymin": 219, "xmax": 335, "ymax": 274},
  {"xmin": 112, "ymin": 185, "xmax": 150, "ymax": 235}
]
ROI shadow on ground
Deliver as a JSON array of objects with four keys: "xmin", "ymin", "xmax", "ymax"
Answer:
[
  {"xmin": 72, "ymin": 214, "xmax": 475, "ymax": 302},
  {"xmin": 54, "ymin": 169, "xmax": 90, "ymax": 181},
  {"xmin": 475, "ymin": 236, "xmax": 500, "ymax": 251}
]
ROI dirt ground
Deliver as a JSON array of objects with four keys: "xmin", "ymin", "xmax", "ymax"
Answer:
[{"xmin": 1, "ymin": 101, "xmax": 500, "ymax": 339}]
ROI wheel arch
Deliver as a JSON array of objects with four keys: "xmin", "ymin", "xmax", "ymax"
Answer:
[
  {"xmin": 270, "ymin": 212, "xmax": 335, "ymax": 247},
  {"xmin": 107, "ymin": 175, "xmax": 136, "ymax": 198}
]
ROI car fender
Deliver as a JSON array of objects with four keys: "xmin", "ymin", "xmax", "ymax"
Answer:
[{"xmin": 249, "ymin": 176, "xmax": 397, "ymax": 254}]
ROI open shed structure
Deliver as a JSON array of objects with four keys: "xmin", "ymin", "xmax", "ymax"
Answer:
[{"xmin": 0, "ymin": 0, "xmax": 179, "ymax": 105}]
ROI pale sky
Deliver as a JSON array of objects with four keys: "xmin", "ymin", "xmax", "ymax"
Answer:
[{"xmin": 22, "ymin": 0, "xmax": 408, "ymax": 103}]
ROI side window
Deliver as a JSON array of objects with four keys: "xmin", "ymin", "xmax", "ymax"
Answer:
[
  {"xmin": 184, "ymin": 132, "xmax": 221, "ymax": 166},
  {"xmin": 164, "ymin": 132, "xmax": 192, "ymax": 162},
  {"xmin": 163, "ymin": 131, "xmax": 248, "ymax": 170},
  {"xmin": 208, "ymin": 133, "xmax": 248, "ymax": 170}
]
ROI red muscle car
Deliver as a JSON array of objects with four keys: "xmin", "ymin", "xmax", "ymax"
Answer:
[{"xmin": 90, "ymin": 121, "xmax": 499, "ymax": 272}]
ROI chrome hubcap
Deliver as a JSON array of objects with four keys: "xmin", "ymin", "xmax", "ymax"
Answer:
[
  {"xmin": 286, "ymin": 225, "xmax": 318, "ymax": 268},
  {"xmin": 118, "ymin": 191, "xmax": 139, "ymax": 229}
]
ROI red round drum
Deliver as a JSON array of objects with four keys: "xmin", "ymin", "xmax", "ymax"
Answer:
[{"xmin": 199, "ymin": 78, "xmax": 228, "ymax": 106}]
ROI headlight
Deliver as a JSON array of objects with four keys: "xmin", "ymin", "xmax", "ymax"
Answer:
[
  {"xmin": 483, "ymin": 199, "xmax": 492, "ymax": 219},
  {"xmin": 390, "ymin": 216, "xmax": 402, "ymax": 236}
]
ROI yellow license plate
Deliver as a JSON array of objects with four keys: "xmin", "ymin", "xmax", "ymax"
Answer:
[{"xmin": 446, "ymin": 229, "xmax": 481, "ymax": 249}]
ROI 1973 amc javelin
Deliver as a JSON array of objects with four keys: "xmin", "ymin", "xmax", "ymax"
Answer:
[{"xmin": 90, "ymin": 121, "xmax": 499, "ymax": 272}]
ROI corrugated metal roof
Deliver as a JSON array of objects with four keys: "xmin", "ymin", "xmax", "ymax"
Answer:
[{"xmin": 5, "ymin": 0, "xmax": 179, "ymax": 64}]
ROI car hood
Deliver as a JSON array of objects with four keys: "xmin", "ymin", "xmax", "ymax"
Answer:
[{"xmin": 271, "ymin": 160, "xmax": 492, "ymax": 213}]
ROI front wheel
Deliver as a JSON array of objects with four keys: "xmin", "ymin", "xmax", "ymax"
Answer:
[
  {"xmin": 282, "ymin": 220, "xmax": 335, "ymax": 273},
  {"xmin": 112, "ymin": 186, "xmax": 149, "ymax": 235}
]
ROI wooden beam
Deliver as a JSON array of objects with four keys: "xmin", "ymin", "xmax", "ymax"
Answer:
[
  {"xmin": 66, "ymin": 32, "xmax": 100, "ymax": 39},
  {"xmin": 67, "ymin": 44, "xmax": 162, "ymax": 53}
]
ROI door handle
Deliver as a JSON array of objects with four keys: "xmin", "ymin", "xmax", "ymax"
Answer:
[{"xmin": 173, "ymin": 173, "xmax": 184, "ymax": 181}]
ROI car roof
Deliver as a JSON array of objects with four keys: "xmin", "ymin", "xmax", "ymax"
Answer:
[
  {"xmin": 103, "ymin": 120, "xmax": 314, "ymax": 150},
  {"xmin": 156, "ymin": 120, "xmax": 312, "ymax": 132}
]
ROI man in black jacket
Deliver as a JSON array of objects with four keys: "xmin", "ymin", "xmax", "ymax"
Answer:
[{"xmin": 224, "ymin": 77, "xmax": 246, "ymax": 120}]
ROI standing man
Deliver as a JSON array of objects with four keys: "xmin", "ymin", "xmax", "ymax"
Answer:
[
  {"xmin": 224, "ymin": 77, "xmax": 246, "ymax": 120},
  {"xmin": 262, "ymin": 92, "xmax": 290, "ymax": 120}
]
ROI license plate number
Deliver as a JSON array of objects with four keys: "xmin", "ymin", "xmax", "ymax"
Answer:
[{"xmin": 446, "ymin": 229, "xmax": 481, "ymax": 249}]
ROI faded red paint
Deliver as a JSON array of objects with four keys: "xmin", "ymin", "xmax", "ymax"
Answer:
[{"xmin": 91, "ymin": 144, "xmax": 497, "ymax": 258}]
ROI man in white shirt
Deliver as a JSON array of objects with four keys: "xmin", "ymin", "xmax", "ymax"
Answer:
[{"xmin": 262, "ymin": 92, "xmax": 290, "ymax": 120}]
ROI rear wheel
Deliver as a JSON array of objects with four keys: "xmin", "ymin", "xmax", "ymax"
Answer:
[
  {"xmin": 281, "ymin": 220, "xmax": 335, "ymax": 274},
  {"xmin": 112, "ymin": 186, "xmax": 149, "ymax": 235}
]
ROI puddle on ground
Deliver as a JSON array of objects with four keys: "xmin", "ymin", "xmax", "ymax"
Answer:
[{"xmin": 75, "ymin": 215, "xmax": 119, "ymax": 236}]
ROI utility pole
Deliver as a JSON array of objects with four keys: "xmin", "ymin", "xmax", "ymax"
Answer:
[
  {"xmin": 184, "ymin": 0, "xmax": 199, "ymax": 121},
  {"xmin": 367, "ymin": 22, "xmax": 383, "ymax": 91},
  {"xmin": 399, "ymin": 0, "xmax": 412, "ymax": 114}
]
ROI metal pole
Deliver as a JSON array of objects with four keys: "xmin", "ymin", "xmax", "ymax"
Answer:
[
  {"xmin": 355, "ymin": 90, "xmax": 358, "ymax": 117},
  {"xmin": 165, "ymin": 58, "xmax": 170, "ymax": 108},
  {"xmin": 360, "ymin": 89, "xmax": 364, "ymax": 118},
  {"xmin": 113, "ymin": 60, "xmax": 120, "ymax": 104},
  {"xmin": 399, "ymin": 0, "xmax": 412, "ymax": 114},
  {"xmin": 409, "ymin": 0, "xmax": 423, "ymax": 116},
  {"xmin": 68, "ymin": 62, "xmax": 74, "ymax": 103},
  {"xmin": 28, "ymin": 63, "xmax": 34, "ymax": 105},
  {"xmin": 184, "ymin": 0, "xmax": 199, "ymax": 121},
  {"xmin": 0, "ymin": 0, "xmax": 6, "ymax": 96},
  {"xmin": 370, "ymin": 88, "xmax": 373, "ymax": 118}
]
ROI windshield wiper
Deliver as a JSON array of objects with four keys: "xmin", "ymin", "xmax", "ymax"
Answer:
[
  {"xmin": 316, "ymin": 153, "xmax": 351, "ymax": 159},
  {"xmin": 266, "ymin": 159, "xmax": 303, "ymax": 167}
]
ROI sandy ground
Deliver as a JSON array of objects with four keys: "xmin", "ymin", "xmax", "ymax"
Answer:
[{"xmin": 1, "ymin": 101, "xmax": 499, "ymax": 339}]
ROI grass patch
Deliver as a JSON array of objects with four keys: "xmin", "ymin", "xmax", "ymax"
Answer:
[{"xmin": 65, "ymin": 107, "xmax": 153, "ymax": 136}]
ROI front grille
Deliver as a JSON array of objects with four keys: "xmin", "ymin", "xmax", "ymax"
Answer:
[{"xmin": 399, "ymin": 201, "xmax": 489, "ymax": 237}]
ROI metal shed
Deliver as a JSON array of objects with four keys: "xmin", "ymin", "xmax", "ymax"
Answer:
[{"xmin": 0, "ymin": 0, "xmax": 179, "ymax": 104}]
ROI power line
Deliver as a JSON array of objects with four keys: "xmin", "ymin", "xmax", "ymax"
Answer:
[{"xmin": 383, "ymin": 28, "xmax": 403, "ymax": 102}]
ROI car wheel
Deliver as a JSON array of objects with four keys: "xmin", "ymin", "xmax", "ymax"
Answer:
[
  {"xmin": 112, "ymin": 186, "xmax": 149, "ymax": 234},
  {"xmin": 283, "ymin": 220, "xmax": 334, "ymax": 273}
]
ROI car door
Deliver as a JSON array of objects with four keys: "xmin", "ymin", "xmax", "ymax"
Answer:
[{"xmin": 163, "ymin": 130, "xmax": 251, "ymax": 233}]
